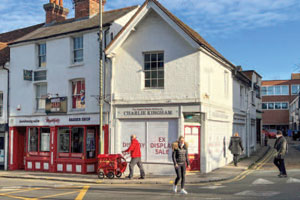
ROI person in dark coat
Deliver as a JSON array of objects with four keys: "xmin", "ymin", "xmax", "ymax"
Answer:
[
  {"xmin": 122, "ymin": 134, "xmax": 145, "ymax": 179},
  {"xmin": 172, "ymin": 136, "xmax": 190, "ymax": 195},
  {"xmin": 273, "ymin": 130, "xmax": 288, "ymax": 178},
  {"xmin": 229, "ymin": 132, "xmax": 244, "ymax": 166}
]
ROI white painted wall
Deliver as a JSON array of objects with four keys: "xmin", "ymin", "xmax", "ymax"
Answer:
[
  {"xmin": 111, "ymin": 10, "xmax": 200, "ymax": 104},
  {"xmin": 9, "ymin": 31, "xmax": 106, "ymax": 118}
]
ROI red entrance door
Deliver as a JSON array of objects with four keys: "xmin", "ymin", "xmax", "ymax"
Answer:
[
  {"xmin": 15, "ymin": 128, "xmax": 26, "ymax": 169},
  {"xmin": 184, "ymin": 126, "xmax": 200, "ymax": 171}
]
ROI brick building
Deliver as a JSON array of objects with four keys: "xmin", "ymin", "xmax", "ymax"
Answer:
[{"xmin": 262, "ymin": 73, "xmax": 300, "ymax": 131}]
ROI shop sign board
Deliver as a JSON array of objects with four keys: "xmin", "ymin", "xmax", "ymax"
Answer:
[
  {"xmin": 46, "ymin": 97, "xmax": 67, "ymax": 114},
  {"xmin": 117, "ymin": 107, "xmax": 179, "ymax": 119},
  {"xmin": 23, "ymin": 70, "xmax": 32, "ymax": 81},
  {"xmin": 10, "ymin": 114, "xmax": 99, "ymax": 126}
]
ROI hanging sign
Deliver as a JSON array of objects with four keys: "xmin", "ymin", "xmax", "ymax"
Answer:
[{"xmin": 46, "ymin": 97, "xmax": 67, "ymax": 114}]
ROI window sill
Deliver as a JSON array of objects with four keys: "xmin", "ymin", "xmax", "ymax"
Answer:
[
  {"xmin": 69, "ymin": 62, "xmax": 84, "ymax": 68},
  {"xmin": 33, "ymin": 111, "xmax": 46, "ymax": 115},
  {"xmin": 143, "ymin": 87, "xmax": 165, "ymax": 91}
]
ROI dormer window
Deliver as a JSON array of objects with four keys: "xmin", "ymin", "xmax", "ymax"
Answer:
[
  {"xmin": 73, "ymin": 36, "xmax": 83, "ymax": 63},
  {"xmin": 38, "ymin": 43, "xmax": 46, "ymax": 67}
]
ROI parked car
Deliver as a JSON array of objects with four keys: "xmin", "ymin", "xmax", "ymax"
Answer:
[
  {"xmin": 267, "ymin": 129, "xmax": 277, "ymax": 139},
  {"xmin": 262, "ymin": 129, "xmax": 269, "ymax": 138}
]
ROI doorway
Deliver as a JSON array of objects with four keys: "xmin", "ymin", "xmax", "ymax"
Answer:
[{"xmin": 184, "ymin": 125, "xmax": 200, "ymax": 171}]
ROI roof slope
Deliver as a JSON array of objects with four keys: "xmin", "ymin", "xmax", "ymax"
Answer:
[
  {"xmin": 0, "ymin": 23, "xmax": 44, "ymax": 66},
  {"xmin": 106, "ymin": 0, "xmax": 235, "ymax": 68},
  {"xmin": 11, "ymin": 6, "xmax": 139, "ymax": 45}
]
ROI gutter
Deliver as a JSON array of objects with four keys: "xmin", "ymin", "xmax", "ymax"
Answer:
[{"xmin": 9, "ymin": 23, "xmax": 111, "ymax": 46}]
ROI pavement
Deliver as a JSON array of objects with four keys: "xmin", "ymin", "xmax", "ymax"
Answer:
[{"xmin": 0, "ymin": 144, "xmax": 271, "ymax": 185}]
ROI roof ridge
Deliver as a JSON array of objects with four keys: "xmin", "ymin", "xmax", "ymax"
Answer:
[{"xmin": 104, "ymin": 5, "xmax": 139, "ymax": 14}]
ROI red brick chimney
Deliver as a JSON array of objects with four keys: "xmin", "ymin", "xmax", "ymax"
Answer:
[
  {"xmin": 44, "ymin": 0, "xmax": 69, "ymax": 24},
  {"xmin": 74, "ymin": 0, "xmax": 106, "ymax": 19}
]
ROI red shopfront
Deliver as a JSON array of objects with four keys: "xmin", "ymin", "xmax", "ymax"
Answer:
[{"xmin": 9, "ymin": 124, "xmax": 109, "ymax": 174}]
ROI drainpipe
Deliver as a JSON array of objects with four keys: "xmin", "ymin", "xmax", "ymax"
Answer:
[{"xmin": 1, "ymin": 63, "xmax": 9, "ymax": 170}]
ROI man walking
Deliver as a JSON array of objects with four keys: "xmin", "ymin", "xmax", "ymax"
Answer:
[
  {"xmin": 122, "ymin": 134, "xmax": 145, "ymax": 179},
  {"xmin": 229, "ymin": 132, "xmax": 244, "ymax": 166},
  {"xmin": 274, "ymin": 130, "xmax": 288, "ymax": 178}
]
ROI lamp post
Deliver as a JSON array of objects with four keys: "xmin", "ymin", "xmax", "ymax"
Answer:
[{"xmin": 99, "ymin": 0, "xmax": 104, "ymax": 154}]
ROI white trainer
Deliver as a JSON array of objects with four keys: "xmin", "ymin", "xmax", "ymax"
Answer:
[
  {"xmin": 172, "ymin": 185, "xmax": 177, "ymax": 193},
  {"xmin": 180, "ymin": 189, "xmax": 188, "ymax": 195}
]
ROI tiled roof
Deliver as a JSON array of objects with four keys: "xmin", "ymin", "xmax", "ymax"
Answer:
[
  {"xmin": 0, "ymin": 24, "xmax": 44, "ymax": 66},
  {"xmin": 11, "ymin": 6, "xmax": 139, "ymax": 45},
  {"xmin": 106, "ymin": 0, "xmax": 235, "ymax": 69}
]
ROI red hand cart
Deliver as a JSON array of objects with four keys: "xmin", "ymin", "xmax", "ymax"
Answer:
[{"xmin": 97, "ymin": 154, "xmax": 127, "ymax": 179}]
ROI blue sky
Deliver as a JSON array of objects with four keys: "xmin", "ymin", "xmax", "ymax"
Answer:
[{"xmin": 1, "ymin": 0, "xmax": 300, "ymax": 80}]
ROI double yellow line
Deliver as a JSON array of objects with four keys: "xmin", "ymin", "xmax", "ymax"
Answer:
[{"xmin": 188, "ymin": 148, "xmax": 275, "ymax": 186}]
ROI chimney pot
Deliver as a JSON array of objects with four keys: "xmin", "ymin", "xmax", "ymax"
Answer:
[{"xmin": 44, "ymin": 0, "xmax": 69, "ymax": 24}]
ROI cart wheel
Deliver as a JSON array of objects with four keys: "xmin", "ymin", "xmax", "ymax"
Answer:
[
  {"xmin": 98, "ymin": 171, "xmax": 105, "ymax": 179},
  {"xmin": 107, "ymin": 172, "xmax": 115, "ymax": 179},
  {"xmin": 116, "ymin": 172, "xmax": 122, "ymax": 178}
]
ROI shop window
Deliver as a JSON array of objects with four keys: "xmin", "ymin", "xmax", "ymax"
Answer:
[
  {"xmin": 86, "ymin": 128, "xmax": 96, "ymax": 159},
  {"xmin": 73, "ymin": 36, "xmax": 83, "ymax": 63},
  {"xmin": 144, "ymin": 52, "xmax": 164, "ymax": 88},
  {"xmin": 72, "ymin": 79, "xmax": 85, "ymax": 109},
  {"xmin": 58, "ymin": 127, "xmax": 70, "ymax": 153},
  {"xmin": 36, "ymin": 84, "xmax": 47, "ymax": 111},
  {"xmin": 71, "ymin": 127, "xmax": 83, "ymax": 153},
  {"xmin": 38, "ymin": 43, "xmax": 46, "ymax": 67},
  {"xmin": 28, "ymin": 128, "xmax": 38, "ymax": 152},
  {"xmin": 0, "ymin": 92, "xmax": 3, "ymax": 117},
  {"xmin": 58, "ymin": 127, "xmax": 85, "ymax": 154},
  {"xmin": 28, "ymin": 127, "xmax": 50, "ymax": 153},
  {"xmin": 40, "ymin": 128, "xmax": 50, "ymax": 152}
]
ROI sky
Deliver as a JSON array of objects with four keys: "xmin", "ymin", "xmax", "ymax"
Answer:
[{"xmin": 1, "ymin": 0, "xmax": 300, "ymax": 80}]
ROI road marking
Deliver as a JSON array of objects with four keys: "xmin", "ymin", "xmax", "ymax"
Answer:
[
  {"xmin": 75, "ymin": 186, "xmax": 90, "ymax": 200},
  {"xmin": 235, "ymin": 190, "xmax": 280, "ymax": 197},
  {"xmin": 200, "ymin": 185, "xmax": 226, "ymax": 189},
  {"xmin": 37, "ymin": 190, "xmax": 80, "ymax": 199},
  {"xmin": 252, "ymin": 178, "xmax": 274, "ymax": 185},
  {"xmin": 287, "ymin": 177, "xmax": 300, "ymax": 183}
]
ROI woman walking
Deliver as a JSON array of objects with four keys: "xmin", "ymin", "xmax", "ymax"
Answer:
[
  {"xmin": 229, "ymin": 132, "xmax": 244, "ymax": 166},
  {"xmin": 172, "ymin": 136, "xmax": 190, "ymax": 195}
]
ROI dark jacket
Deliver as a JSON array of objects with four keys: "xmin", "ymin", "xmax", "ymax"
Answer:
[
  {"xmin": 274, "ymin": 136, "xmax": 287, "ymax": 159},
  {"xmin": 172, "ymin": 142, "xmax": 190, "ymax": 166},
  {"xmin": 229, "ymin": 136, "xmax": 244, "ymax": 155},
  {"xmin": 124, "ymin": 138, "xmax": 141, "ymax": 158}
]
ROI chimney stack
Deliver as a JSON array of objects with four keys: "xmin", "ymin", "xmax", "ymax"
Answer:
[
  {"xmin": 44, "ymin": 0, "xmax": 69, "ymax": 24},
  {"xmin": 74, "ymin": 0, "xmax": 106, "ymax": 19}
]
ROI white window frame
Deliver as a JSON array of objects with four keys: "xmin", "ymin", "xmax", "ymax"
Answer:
[
  {"xmin": 73, "ymin": 36, "xmax": 83, "ymax": 63},
  {"xmin": 224, "ymin": 71, "xmax": 229, "ymax": 98},
  {"xmin": 71, "ymin": 79, "xmax": 85, "ymax": 110},
  {"xmin": 261, "ymin": 85, "xmax": 289, "ymax": 96},
  {"xmin": 291, "ymin": 85, "xmax": 300, "ymax": 95},
  {"xmin": 36, "ymin": 83, "xmax": 47, "ymax": 112},
  {"xmin": 143, "ymin": 52, "xmax": 164, "ymax": 89},
  {"xmin": 262, "ymin": 102, "xmax": 289, "ymax": 110},
  {"xmin": 38, "ymin": 43, "xmax": 46, "ymax": 68}
]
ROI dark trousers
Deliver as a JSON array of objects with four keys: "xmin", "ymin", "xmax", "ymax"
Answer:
[
  {"xmin": 273, "ymin": 157, "xmax": 287, "ymax": 175},
  {"xmin": 174, "ymin": 164, "xmax": 186, "ymax": 189},
  {"xmin": 233, "ymin": 154, "xmax": 239, "ymax": 166},
  {"xmin": 129, "ymin": 157, "xmax": 145, "ymax": 178}
]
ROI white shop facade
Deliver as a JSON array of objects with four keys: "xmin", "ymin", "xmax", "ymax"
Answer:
[{"xmin": 112, "ymin": 104, "xmax": 202, "ymax": 175}]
